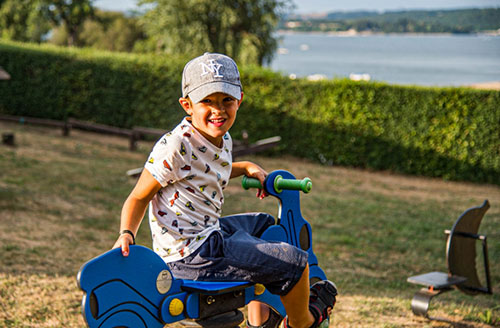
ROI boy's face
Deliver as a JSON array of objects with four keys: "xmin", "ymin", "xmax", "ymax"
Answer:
[{"xmin": 179, "ymin": 92, "xmax": 243, "ymax": 147}]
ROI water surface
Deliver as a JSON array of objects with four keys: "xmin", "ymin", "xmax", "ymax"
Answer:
[{"xmin": 269, "ymin": 33, "xmax": 500, "ymax": 86}]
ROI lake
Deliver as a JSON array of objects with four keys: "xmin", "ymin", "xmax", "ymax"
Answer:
[{"xmin": 268, "ymin": 33, "xmax": 500, "ymax": 87}]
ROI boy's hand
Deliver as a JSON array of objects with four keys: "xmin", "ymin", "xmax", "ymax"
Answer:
[
  {"xmin": 231, "ymin": 160, "xmax": 269, "ymax": 199},
  {"xmin": 244, "ymin": 162, "xmax": 268, "ymax": 199},
  {"xmin": 112, "ymin": 234, "xmax": 134, "ymax": 257}
]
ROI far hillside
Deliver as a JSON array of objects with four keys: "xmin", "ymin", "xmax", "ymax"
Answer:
[{"xmin": 282, "ymin": 8, "xmax": 500, "ymax": 33}]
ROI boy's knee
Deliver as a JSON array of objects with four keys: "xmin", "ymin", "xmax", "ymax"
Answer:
[{"xmin": 256, "ymin": 212, "xmax": 276, "ymax": 226}]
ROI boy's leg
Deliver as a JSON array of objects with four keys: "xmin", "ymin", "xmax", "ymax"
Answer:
[
  {"xmin": 247, "ymin": 301, "xmax": 269, "ymax": 325},
  {"xmin": 247, "ymin": 301, "xmax": 284, "ymax": 328},
  {"xmin": 248, "ymin": 264, "xmax": 336, "ymax": 328},
  {"xmin": 280, "ymin": 264, "xmax": 315, "ymax": 328},
  {"xmin": 281, "ymin": 264, "xmax": 337, "ymax": 328}
]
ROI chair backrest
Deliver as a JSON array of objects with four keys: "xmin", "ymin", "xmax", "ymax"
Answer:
[{"xmin": 446, "ymin": 200, "xmax": 491, "ymax": 295}]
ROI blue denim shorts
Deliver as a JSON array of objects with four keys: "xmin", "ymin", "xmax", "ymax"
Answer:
[{"xmin": 167, "ymin": 213, "xmax": 308, "ymax": 296}]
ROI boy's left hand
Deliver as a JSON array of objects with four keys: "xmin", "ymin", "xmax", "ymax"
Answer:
[{"xmin": 244, "ymin": 162, "xmax": 268, "ymax": 199}]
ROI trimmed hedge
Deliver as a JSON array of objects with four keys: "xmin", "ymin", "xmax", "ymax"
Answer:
[
  {"xmin": 1, "ymin": 40, "xmax": 499, "ymax": 184},
  {"xmin": 0, "ymin": 41, "xmax": 187, "ymax": 128}
]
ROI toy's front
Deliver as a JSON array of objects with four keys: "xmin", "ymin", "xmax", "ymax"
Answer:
[{"xmin": 252, "ymin": 170, "xmax": 327, "ymax": 284}]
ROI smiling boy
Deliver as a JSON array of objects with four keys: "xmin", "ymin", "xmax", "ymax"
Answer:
[{"xmin": 113, "ymin": 53, "xmax": 336, "ymax": 328}]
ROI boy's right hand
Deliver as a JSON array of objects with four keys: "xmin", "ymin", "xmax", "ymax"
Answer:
[{"xmin": 112, "ymin": 233, "xmax": 134, "ymax": 257}]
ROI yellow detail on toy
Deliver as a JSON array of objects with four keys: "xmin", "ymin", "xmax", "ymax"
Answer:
[
  {"xmin": 254, "ymin": 284, "xmax": 265, "ymax": 296},
  {"xmin": 169, "ymin": 298, "xmax": 184, "ymax": 316}
]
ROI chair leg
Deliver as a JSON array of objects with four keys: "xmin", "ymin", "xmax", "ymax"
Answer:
[{"xmin": 411, "ymin": 287, "xmax": 449, "ymax": 317}]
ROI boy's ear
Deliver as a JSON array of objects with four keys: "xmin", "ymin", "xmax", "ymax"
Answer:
[
  {"xmin": 179, "ymin": 97, "xmax": 192, "ymax": 115},
  {"xmin": 237, "ymin": 92, "xmax": 244, "ymax": 107}
]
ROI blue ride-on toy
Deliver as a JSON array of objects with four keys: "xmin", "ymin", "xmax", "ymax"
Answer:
[{"xmin": 77, "ymin": 170, "xmax": 332, "ymax": 328}]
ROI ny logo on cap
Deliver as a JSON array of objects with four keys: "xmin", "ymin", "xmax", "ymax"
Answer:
[{"xmin": 200, "ymin": 59, "xmax": 223, "ymax": 78}]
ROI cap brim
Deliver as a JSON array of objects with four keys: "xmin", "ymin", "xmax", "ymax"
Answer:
[{"xmin": 188, "ymin": 82, "xmax": 241, "ymax": 104}]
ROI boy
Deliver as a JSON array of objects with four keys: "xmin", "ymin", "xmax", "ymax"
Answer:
[{"xmin": 113, "ymin": 53, "xmax": 336, "ymax": 328}]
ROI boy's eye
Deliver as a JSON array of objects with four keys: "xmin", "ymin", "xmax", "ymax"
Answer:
[
  {"xmin": 200, "ymin": 99, "xmax": 212, "ymax": 103},
  {"xmin": 223, "ymin": 97, "xmax": 235, "ymax": 102}
]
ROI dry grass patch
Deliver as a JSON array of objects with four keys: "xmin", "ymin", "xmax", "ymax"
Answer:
[
  {"xmin": 333, "ymin": 294, "xmax": 496, "ymax": 328},
  {"xmin": 0, "ymin": 273, "xmax": 84, "ymax": 327}
]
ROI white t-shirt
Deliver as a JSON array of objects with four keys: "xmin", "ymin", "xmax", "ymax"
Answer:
[{"xmin": 145, "ymin": 117, "xmax": 233, "ymax": 262}]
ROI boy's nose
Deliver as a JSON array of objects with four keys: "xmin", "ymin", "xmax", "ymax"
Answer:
[{"xmin": 211, "ymin": 103, "xmax": 225, "ymax": 112}]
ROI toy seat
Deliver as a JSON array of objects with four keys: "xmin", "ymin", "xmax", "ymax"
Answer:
[{"xmin": 407, "ymin": 200, "xmax": 493, "ymax": 318}]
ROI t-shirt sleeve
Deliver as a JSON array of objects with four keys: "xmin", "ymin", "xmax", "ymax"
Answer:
[{"xmin": 144, "ymin": 135, "xmax": 192, "ymax": 187}]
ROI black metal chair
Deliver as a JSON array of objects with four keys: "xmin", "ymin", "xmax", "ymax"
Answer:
[{"xmin": 407, "ymin": 200, "xmax": 493, "ymax": 318}]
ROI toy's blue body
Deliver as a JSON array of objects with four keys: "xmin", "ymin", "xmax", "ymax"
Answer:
[{"xmin": 77, "ymin": 170, "xmax": 328, "ymax": 327}]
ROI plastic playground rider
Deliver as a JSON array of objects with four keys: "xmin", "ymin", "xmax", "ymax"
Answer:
[{"xmin": 113, "ymin": 52, "xmax": 336, "ymax": 328}]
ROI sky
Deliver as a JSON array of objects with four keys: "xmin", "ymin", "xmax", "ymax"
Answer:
[{"xmin": 94, "ymin": 0, "xmax": 500, "ymax": 14}]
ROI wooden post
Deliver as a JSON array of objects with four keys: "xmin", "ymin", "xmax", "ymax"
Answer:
[
  {"xmin": 63, "ymin": 121, "xmax": 71, "ymax": 136},
  {"xmin": 129, "ymin": 131, "xmax": 139, "ymax": 151}
]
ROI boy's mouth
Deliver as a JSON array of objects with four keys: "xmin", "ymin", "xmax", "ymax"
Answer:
[{"xmin": 208, "ymin": 118, "xmax": 226, "ymax": 127}]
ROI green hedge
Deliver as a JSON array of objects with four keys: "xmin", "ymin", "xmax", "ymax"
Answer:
[
  {"xmin": 0, "ymin": 41, "xmax": 188, "ymax": 128},
  {"xmin": 1, "ymin": 40, "xmax": 499, "ymax": 184}
]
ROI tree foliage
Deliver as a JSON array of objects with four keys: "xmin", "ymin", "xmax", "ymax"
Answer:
[
  {"xmin": 81, "ymin": 11, "xmax": 145, "ymax": 52},
  {"xmin": 50, "ymin": 10, "xmax": 146, "ymax": 52},
  {"xmin": 138, "ymin": 0, "xmax": 292, "ymax": 65},
  {"xmin": 40, "ymin": 0, "xmax": 95, "ymax": 46},
  {"xmin": 0, "ymin": 0, "xmax": 50, "ymax": 42}
]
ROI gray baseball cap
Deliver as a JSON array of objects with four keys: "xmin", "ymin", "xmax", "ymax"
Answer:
[{"xmin": 182, "ymin": 53, "xmax": 242, "ymax": 104}]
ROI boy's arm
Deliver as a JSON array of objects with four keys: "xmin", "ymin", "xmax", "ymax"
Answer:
[
  {"xmin": 231, "ymin": 161, "xmax": 267, "ymax": 199},
  {"xmin": 113, "ymin": 168, "xmax": 162, "ymax": 256}
]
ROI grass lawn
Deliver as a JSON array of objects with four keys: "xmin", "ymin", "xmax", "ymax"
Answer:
[{"xmin": 0, "ymin": 121, "xmax": 499, "ymax": 327}]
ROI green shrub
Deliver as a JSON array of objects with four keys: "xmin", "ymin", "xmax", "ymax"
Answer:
[{"xmin": 1, "ymin": 40, "xmax": 499, "ymax": 184}]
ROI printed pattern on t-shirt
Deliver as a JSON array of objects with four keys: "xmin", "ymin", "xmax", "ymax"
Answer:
[{"xmin": 145, "ymin": 118, "xmax": 232, "ymax": 262}]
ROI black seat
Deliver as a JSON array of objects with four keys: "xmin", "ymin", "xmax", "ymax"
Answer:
[{"xmin": 407, "ymin": 200, "xmax": 493, "ymax": 318}]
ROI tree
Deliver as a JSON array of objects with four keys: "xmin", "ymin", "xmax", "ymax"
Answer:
[
  {"xmin": 0, "ymin": 0, "xmax": 50, "ymax": 42},
  {"xmin": 41, "ymin": 0, "xmax": 95, "ymax": 46},
  {"xmin": 52, "ymin": 10, "xmax": 146, "ymax": 52},
  {"xmin": 138, "ymin": 0, "xmax": 292, "ymax": 65},
  {"xmin": 227, "ymin": 0, "xmax": 289, "ymax": 65}
]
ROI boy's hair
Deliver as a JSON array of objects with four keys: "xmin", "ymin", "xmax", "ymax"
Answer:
[{"xmin": 182, "ymin": 53, "xmax": 242, "ymax": 104}]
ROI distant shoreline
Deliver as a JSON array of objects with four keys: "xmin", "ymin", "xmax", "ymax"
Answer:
[
  {"xmin": 468, "ymin": 81, "xmax": 500, "ymax": 90},
  {"xmin": 277, "ymin": 29, "xmax": 500, "ymax": 37}
]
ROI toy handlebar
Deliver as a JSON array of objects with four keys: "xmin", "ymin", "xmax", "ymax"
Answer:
[{"xmin": 242, "ymin": 175, "xmax": 312, "ymax": 194}]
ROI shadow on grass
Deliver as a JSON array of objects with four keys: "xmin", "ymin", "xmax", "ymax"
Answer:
[{"xmin": 428, "ymin": 317, "xmax": 481, "ymax": 328}]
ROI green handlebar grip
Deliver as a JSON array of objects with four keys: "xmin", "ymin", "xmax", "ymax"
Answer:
[
  {"xmin": 242, "ymin": 175, "xmax": 312, "ymax": 193},
  {"xmin": 274, "ymin": 176, "xmax": 312, "ymax": 193},
  {"xmin": 242, "ymin": 175, "xmax": 263, "ymax": 189}
]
